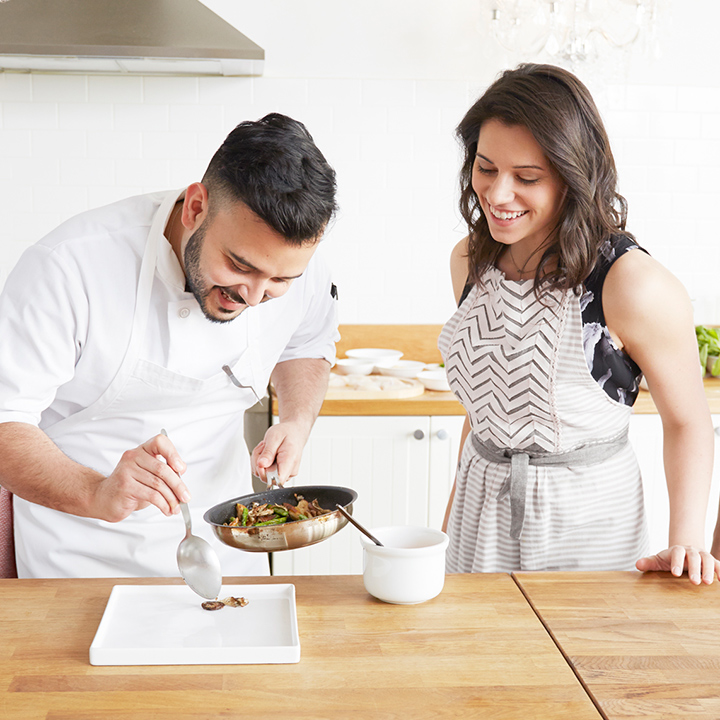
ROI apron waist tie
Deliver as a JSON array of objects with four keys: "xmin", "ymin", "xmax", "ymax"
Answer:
[{"xmin": 471, "ymin": 429, "xmax": 629, "ymax": 540}]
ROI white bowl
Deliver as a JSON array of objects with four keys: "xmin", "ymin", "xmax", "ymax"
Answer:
[
  {"xmin": 417, "ymin": 369, "xmax": 451, "ymax": 392},
  {"xmin": 333, "ymin": 358, "xmax": 375, "ymax": 376},
  {"xmin": 345, "ymin": 348, "xmax": 403, "ymax": 369},
  {"xmin": 376, "ymin": 360, "xmax": 426, "ymax": 379},
  {"xmin": 360, "ymin": 526, "xmax": 449, "ymax": 604}
]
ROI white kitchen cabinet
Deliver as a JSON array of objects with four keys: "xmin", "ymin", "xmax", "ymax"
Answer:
[
  {"xmin": 629, "ymin": 414, "xmax": 720, "ymax": 553},
  {"xmin": 270, "ymin": 414, "xmax": 466, "ymax": 576}
]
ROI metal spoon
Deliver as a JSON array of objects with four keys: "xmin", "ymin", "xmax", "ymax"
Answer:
[
  {"xmin": 335, "ymin": 504, "xmax": 383, "ymax": 546},
  {"xmin": 161, "ymin": 429, "xmax": 223, "ymax": 600}
]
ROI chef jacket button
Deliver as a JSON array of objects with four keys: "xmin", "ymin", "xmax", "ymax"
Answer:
[{"xmin": 179, "ymin": 307, "xmax": 190, "ymax": 319}]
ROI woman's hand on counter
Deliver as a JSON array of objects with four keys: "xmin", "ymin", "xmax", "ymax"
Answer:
[{"xmin": 635, "ymin": 545, "xmax": 720, "ymax": 585}]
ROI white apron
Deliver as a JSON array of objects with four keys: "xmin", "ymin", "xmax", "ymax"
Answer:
[
  {"xmin": 14, "ymin": 190, "xmax": 269, "ymax": 579},
  {"xmin": 439, "ymin": 271, "xmax": 648, "ymax": 573}
]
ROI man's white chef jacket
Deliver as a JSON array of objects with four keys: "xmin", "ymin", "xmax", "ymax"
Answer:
[{"xmin": 0, "ymin": 190, "xmax": 339, "ymax": 578}]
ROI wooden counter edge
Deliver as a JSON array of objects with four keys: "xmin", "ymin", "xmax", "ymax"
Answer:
[
  {"xmin": 634, "ymin": 377, "xmax": 720, "ymax": 414},
  {"xmin": 267, "ymin": 378, "xmax": 720, "ymax": 417},
  {"xmin": 270, "ymin": 390, "xmax": 465, "ymax": 417}
]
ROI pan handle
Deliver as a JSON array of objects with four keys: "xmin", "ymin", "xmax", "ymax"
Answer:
[{"xmin": 266, "ymin": 466, "xmax": 280, "ymax": 489}]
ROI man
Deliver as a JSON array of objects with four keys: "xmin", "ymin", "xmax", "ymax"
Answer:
[{"xmin": 0, "ymin": 113, "xmax": 339, "ymax": 578}]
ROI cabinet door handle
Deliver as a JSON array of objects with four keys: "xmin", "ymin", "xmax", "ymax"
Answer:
[
  {"xmin": 715, "ymin": 426, "xmax": 720, "ymax": 437},
  {"xmin": 436, "ymin": 429, "xmax": 449, "ymax": 440},
  {"xmin": 413, "ymin": 429, "xmax": 425, "ymax": 440}
]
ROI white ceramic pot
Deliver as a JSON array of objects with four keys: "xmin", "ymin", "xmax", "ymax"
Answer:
[{"xmin": 360, "ymin": 526, "xmax": 449, "ymax": 604}]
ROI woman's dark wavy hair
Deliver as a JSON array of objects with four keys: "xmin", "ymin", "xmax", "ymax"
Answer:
[
  {"xmin": 457, "ymin": 63, "xmax": 632, "ymax": 291},
  {"xmin": 202, "ymin": 113, "xmax": 337, "ymax": 245}
]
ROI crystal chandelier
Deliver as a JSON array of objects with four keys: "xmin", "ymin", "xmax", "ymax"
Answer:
[{"xmin": 488, "ymin": 0, "xmax": 665, "ymax": 68}]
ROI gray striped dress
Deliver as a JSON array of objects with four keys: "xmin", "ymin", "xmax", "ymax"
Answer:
[{"xmin": 439, "ymin": 264, "xmax": 649, "ymax": 572}]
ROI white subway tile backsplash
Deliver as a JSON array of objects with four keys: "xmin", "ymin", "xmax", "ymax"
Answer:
[
  {"xmin": 643, "ymin": 163, "xmax": 698, "ymax": 193},
  {"xmin": 361, "ymin": 79, "xmax": 414, "ymax": 108},
  {"xmin": 0, "ymin": 74, "xmax": 32, "ymax": 102},
  {"xmin": 414, "ymin": 79, "xmax": 469, "ymax": 108},
  {"xmin": 143, "ymin": 76, "xmax": 199, "ymax": 104},
  {"xmin": 87, "ymin": 185, "xmax": 145, "ymax": 210},
  {"xmin": 195, "ymin": 130, "xmax": 229, "ymax": 165},
  {"xmin": 87, "ymin": 130, "xmax": 143, "ymax": 159},
  {"xmin": 32, "ymin": 184, "xmax": 88, "ymax": 216},
  {"xmin": 333, "ymin": 105, "xmax": 388, "ymax": 134},
  {"xmin": 32, "ymin": 130, "xmax": 86, "ymax": 158},
  {"xmin": 10, "ymin": 157, "xmax": 60, "ymax": 186},
  {"xmin": 253, "ymin": 78, "xmax": 308, "ymax": 108},
  {"xmin": 60, "ymin": 158, "xmax": 115, "ymax": 187},
  {"xmin": 674, "ymin": 138, "xmax": 720, "ymax": 166},
  {"xmin": 621, "ymin": 137, "xmax": 675, "ymax": 166},
  {"xmin": 58, "ymin": 103, "xmax": 113, "ymax": 131},
  {"xmin": 617, "ymin": 165, "xmax": 648, "ymax": 194},
  {"xmin": 88, "ymin": 76, "xmax": 143, "ymax": 104},
  {"xmin": 604, "ymin": 109, "xmax": 651, "ymax": 139},
  {"xmin": 0, "ymin": 129, "xmax": 31, "ymax": 157},
  {"xmin": 388, "ymin": 105, "xmax": 442, "ymax": 135},
  {"xmin": 600, "ymin": 84, "xmax": 627, "ymax": 112},
  {"xmin": 650, "ymin": 111, "xmax": 702, "ymax": 139},
  {"xmin": 3, "ymin": 102, "xmax": 58, "ymax": 130},
  {"xmin": 359, "ymin": 132, "xmax": 414, "ymax": 163},
  {"xmin": 168, "ymin": 158, "xmax": 207, "ymax": 187},
  {"xmin": 308, "ymin": 78, "xmax": 362, "ymax": 107},
  {"xmin": 114, "ymin": 104, "xmax": 169, "ymax": 131},
  {"xmin": 2, "ymin": 58, "xmax": 720, "ymax": 324},
  {"xmin": 700, "ymin": 114, "xmax": 720, "ymax": 139},
  {"xmin": 198, "ymin": 76, "xmax": 253, "ymax": 106},
  {"xmin": 168, "ymin": 104, "xmax": 224, "ymax": 132},
  {"xmin": 115, "ymin": 158, "xmax": 170, "ymax": 188},
  {"xmin": 142, "ymin": 131, "xmax": 199, "ymax": 160},
  {"xmin": 677, "ymin": 86, "xmax": 720, "ymax": 114},
  {"xmin": 0, "ymin": 185, "xmax": 33, "ymax": 218},
  {"xmin": 32, "ymin": 75, "xmax": 87, "ymax": 103},
  {"xmin": 626, "ymin": 85, "xmax": 678, "ymax": 112}
]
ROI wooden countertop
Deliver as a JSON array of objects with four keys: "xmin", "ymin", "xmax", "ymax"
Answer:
[
  {"xmin": 4, "ymin": 571, "xmax": 719, "ymax": 719},
  {"xmin": 514, "ymin": 571, "xmax": 720, "ymax": 720},
  {"xmin": 1, "ymin": 573, "xmax": 602, "ymax": 720},
  {"xmin": 271, "ymin": 324, "xmax": 720, "ymax": 415},
  {"xmin": 272, "ymin": 378, "xmax": 720, "ymax": 418},
  {"xmin": 634, "ymin": 377, "xmax": 720, "ymax": 414}
]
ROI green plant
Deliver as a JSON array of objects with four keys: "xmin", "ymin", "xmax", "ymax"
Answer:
[{"xmin": 696, "ymin": 325, "xmax": 720, "ymax": 376}]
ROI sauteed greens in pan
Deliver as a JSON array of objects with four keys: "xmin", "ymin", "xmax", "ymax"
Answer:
[{"xmin": 224, "ymin": 494, "xmax": 332, "ymax": 528}]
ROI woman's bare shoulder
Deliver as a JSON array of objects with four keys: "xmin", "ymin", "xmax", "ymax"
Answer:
[{"xmin": 450, "ymin": 237, "xmax": 471, "ymax": 304}]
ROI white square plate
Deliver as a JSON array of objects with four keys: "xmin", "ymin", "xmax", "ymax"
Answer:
[{"xmin": 89, "ymin": 583, "xmax": 300, "ymax": 666}]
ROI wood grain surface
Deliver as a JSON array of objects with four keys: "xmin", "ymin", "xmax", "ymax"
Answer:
[
  {"xmin": 325, "ymin": 375, "xmax": 425, "ymax": 399},
  {"xmin": 634, "ymin": 377, "xmax": 720, "ymax": 414},
  {"xmin": 1, "ymin": 573, "xmax": 601, "ymax": 720},
  {"xmin": 513, "ymin": 571, "xmax": 720, "ymax": 720},
  {"xmin": 336, "ymin": 324, "xmax": 445, "ymax": 364}
]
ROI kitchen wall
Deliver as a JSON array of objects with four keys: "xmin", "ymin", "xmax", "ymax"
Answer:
[{"xmin": 0, "ymin": 0, "xmax": 718, "ymax": 325}]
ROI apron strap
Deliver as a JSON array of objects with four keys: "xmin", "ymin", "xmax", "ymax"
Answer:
[
  {"xmin": 472, "ymin": 429, "xmax": 629, "ymax": 540},
  {"xmin": 46, "ymin": 190, "xmax": 182, "ymax": 438}
]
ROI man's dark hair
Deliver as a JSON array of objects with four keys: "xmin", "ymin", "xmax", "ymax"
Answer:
[{"xmin": 202, "ymin": 113, "xmax": 337, "ymax": 244}]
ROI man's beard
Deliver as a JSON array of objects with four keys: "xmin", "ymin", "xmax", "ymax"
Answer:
[{"xmin": 183, "ymin": 223, "xmax": 246, "ymax": 324}]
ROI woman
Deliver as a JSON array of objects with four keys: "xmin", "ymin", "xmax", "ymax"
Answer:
[{"xmin": 440, "ymin": 64, "xmax": 718, "ymax": 584}]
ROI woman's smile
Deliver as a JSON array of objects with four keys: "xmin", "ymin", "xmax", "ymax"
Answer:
[{"xmin": 472, "ymin": 119, "xmax": 566, "ymax": 270}]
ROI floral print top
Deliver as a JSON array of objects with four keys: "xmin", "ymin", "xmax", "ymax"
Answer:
[{"xmin": 579, "ymin": 234, "xmax": 645, "ymax": 406}]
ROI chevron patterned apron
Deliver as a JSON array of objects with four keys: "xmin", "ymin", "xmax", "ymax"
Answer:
[{"xmin": 439, "ymin": 267, "xmax": 649, "ymax": 572}]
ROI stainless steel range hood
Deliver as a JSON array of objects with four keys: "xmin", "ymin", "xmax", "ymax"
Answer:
[{"xmin": 0, "ymin": 0, "xmax": 264, "ymax": 76}]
